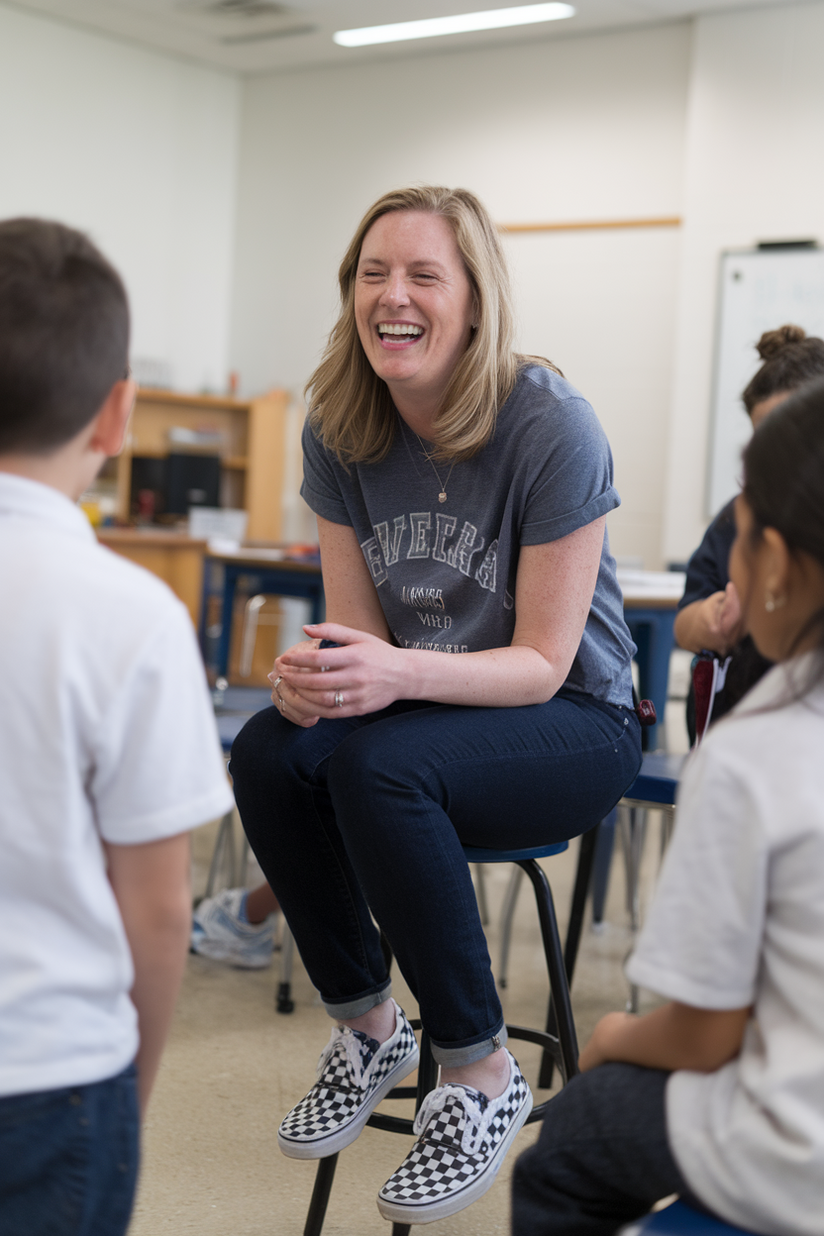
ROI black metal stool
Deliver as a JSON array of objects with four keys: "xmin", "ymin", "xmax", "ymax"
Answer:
[{"xmin": 301, "ymin": 839, "xmax": 584, "ymax": 1236}]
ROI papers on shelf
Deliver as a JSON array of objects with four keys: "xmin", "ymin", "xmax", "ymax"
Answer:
[
  {"xmin": 189, "ymin": 506, "xmax": 248, "ymax": 545},
  {"xmin": 616, "ymin": 569, "xmax": 686, "ymax": 601}
]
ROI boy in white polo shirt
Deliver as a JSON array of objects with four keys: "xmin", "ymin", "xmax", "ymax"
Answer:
[{"xmin": 0, "ymin": 218, "xmax": 233, "ymax": 1236}]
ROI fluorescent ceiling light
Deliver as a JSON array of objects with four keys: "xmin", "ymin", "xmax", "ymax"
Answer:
[{"xmin": 333, "ymin": 3, "xmax": 575, "ymax": 48}]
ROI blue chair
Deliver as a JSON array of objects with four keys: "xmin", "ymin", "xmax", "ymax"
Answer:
[
  {"xmin": 621, "ymin": 1199, "xmax": 768, "ymax": 1234},
  {"xmin": 618, "ymin": 751, "xmax": 685, "ymax": 1010},
  {"xmin": 303, "ymin": 838, "xmax": 581, "ymax": 1236},
  {"xmin": 203, "ymin": 685, "xmax": 298, "ymax": 1012},
  {"xmin": 206, "ymin": 685, "xmax": 273, "ymax": 897}
]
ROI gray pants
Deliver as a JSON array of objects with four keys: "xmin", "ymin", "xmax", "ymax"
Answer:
[{"xmin": 512, "ymin": 1063, "xmax": 709, "ymax": 1236}]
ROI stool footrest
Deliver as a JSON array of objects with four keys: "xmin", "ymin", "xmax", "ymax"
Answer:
[{"xmin": 367, "ymin": 1112, "xmax": 416, "ymax": 1135}]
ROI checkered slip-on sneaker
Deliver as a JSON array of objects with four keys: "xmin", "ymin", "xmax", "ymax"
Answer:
[
  {"xmin": 377, "ymin": 1049, "xmax": 533, "ymax": 1224},
  {"xmin": 277, "ymin": 999, "xmax": 419, "ymax": 1160}
]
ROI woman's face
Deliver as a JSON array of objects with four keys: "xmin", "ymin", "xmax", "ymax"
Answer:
[{"xmin": 354, "ymin": 210, "xmax": 475, "ymax": 422}]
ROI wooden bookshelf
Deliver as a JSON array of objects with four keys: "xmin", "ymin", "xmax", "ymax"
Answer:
[{"xmin": 116, "ymin": 387, "xmax": 290, "ymax": 541}]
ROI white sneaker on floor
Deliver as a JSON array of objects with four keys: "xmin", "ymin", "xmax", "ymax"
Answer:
[
  {"xmin": 377, "ymin": 1049, "xmax": 533, "ymax": 1225},
  {"xmin": 191, "ymin": 887, "xmax": 276, "ymax": 969},
  {"xmin": 277, "ymin": 999, "xmax": 419, "ymax": 1160}
]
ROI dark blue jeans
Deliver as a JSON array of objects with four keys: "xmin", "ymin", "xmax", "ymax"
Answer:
[
  {"xmin": 231, "ymin": 689, "xmax": 641, "ymax": 1065},
  {"xmin": 0, "ymin": 1064, "xmax": 139, "ymax": 1236},
  {"xmin": 512, "ymin": 1063, "xmax": 710, "ymax": 1235}
]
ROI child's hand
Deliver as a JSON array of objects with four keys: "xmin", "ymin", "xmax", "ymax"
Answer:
[{"xmin": 578, "ymin": 1011, "xmax": 636, "ymax": 1071}]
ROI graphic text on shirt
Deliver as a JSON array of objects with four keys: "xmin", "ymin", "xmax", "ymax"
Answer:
[{"xmin": 361, "ymin": 510, "xmax": 498, "ymax": 593}]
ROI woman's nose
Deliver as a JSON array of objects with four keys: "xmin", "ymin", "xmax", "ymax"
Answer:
[{"xmin": 380, "ymin": 274, "xmax": 409, "ymax": 307}]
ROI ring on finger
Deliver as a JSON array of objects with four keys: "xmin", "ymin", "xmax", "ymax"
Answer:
[
  {"xmin": 334, "ymin": 690, "xmax": 344, "ymax": 708},
  {"xmin": 273, "ymin": 674, "xmax": 286, "ymax": 710}
]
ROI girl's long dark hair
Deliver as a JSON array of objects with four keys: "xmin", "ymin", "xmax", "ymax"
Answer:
[{"xmin": 742, "ymin": 375, "xmax": 824, "ymax": 698}]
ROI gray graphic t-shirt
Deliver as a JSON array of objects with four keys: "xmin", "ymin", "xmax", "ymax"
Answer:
[{"xmin": 301, "ymin": 365, "xmax": 635, "ymax": 705}]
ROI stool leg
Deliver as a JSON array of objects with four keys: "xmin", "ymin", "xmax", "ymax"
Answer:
[
  {"xmin": 536, "ymin": 826, "xmax": 598, "ymax": 1089},
  {"xmin": 473, "ymin": 862, "xmax": 489, "ymax": 926},
  {"xmin": 304, "ymin": 1154, "xmax": 338, "ymax": 1236},
  {"xmin": 498, "ymin": 865, "xmax": 524, "ymax": 988},
  {"xmin": 276, "ymin": 924, "xmax": 295, "ymax": 1014},
  {"xmin": 203, "ymin": 810, "xmax": 235, "ymax": 899},
  {"xmin": 517, "ymin": 861, "xmax": 579, "ymax": 1088},
  {"xmin": 379, "ymin": 928, "xmax": 394, "ymax": 976},
  {"xmin": 619, "ymin": 805, "xmax": 648, "ymax": 1013},
  {"xmin": 416, "ymin": 1030, "xmax": 439, "ymax": 1108},
  {"xmin": 591, "ymin": 809, "xmax": 617, "ymax": 924},
  {"xmin": 563, "ymin": 824, "xmax": 599, "ymax": 985}
]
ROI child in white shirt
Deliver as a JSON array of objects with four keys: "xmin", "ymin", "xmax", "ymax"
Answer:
[
  {"xmin": 513, "ymin": 376, "xmax": 824, "ymax": 1236},
  {"xmin": 0, "ymin": 218, "xmax": 233, "ymax": 1236}
]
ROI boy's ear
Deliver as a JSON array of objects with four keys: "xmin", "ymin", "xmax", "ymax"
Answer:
[{"xmin": 88, "ymin": 377, "xmax": 137, "ymax": 457}]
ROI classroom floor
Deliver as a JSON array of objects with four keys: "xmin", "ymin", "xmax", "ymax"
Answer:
[{"xmin": 127, "ymin": 685, "xmax": 690, "ymax": 1236}]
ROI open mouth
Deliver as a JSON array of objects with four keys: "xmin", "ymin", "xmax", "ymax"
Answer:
[{"xmin": 377, "ymin": 322, "xmax": 424, "ymax": 344}]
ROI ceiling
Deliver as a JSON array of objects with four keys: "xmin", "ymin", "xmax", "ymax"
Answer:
[{"xmin": 4, "ymin": 0, "xmax": 783, "ymax": 73}]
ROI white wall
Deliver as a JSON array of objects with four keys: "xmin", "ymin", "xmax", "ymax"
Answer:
[
  {"xmin": 0, "ymin": 2, "xmax": 240, "ymax": 394},
  {"xmin": 230, "ymin": 23, "xmax": 692, "ymax": 563},
  {"xmin": 8, "ymin": 1, "xmax": 824, "ymax": 568},
  {"xmin": 665, "ymin": 0, "xmax": 824, "ymax": 563}
]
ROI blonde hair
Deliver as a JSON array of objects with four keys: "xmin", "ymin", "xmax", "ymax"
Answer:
[{"xmin": 305, "ymin": 185, "xmax": 559, "ymax": 464}]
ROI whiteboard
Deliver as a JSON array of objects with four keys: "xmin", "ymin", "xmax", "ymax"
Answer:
[{"xmin": 707, "ymin": 247, "xmax": 824, "ymax": 515}]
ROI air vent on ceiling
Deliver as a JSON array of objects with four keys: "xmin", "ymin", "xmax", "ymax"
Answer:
[
  {"xmin": 178, "ymin": 0, "xmax": 291, "ymax": 15},
  {"xmin": 220, "ymin": 25, "xmax": 316, "ymax": 42},
  {"xmin": 175, "ymin": 0, "xmax": 316, "ymax": 43}
]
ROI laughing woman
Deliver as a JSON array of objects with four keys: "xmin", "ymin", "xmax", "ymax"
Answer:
[{"xmin": 229, "ymin": 185, "xmax": 641, "ymax": 1225}]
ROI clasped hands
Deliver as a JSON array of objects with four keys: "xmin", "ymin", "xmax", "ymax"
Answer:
[
  {"xmin": 269, "ymin": 623, "xmax": 403, "ymax": 727},
  {"xmin": 702, "ymin": 581, "xmax": 745, "ymax": 654}
]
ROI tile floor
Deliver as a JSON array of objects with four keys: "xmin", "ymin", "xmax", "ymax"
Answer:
[{"xmin": 128, "ymin": 692, "xmax": 690, "ymax": 1236}]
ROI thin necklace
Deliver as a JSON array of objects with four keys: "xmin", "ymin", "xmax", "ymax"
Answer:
[{"xmin": 415, "ymin": 433, "xmax": 456, "ymax": 504}]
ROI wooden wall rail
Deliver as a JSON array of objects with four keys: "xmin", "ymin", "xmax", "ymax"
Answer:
[{"xmin": 499, "ymin": 216, "xmax": 682, "ymax": 235}]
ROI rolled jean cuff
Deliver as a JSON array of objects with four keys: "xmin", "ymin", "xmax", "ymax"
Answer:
[
  {"xmin": 429, "ymin": 1022, "xmax": 508, "ymax": 1067},
  {"xmin": 322, "ymin": 980, "xmax": 392, "ymax": 1021}
]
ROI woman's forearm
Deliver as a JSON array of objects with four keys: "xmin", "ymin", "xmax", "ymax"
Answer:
[{"xmin": 398, "ymin": 640, "xmax": 566, "ymax": 708}]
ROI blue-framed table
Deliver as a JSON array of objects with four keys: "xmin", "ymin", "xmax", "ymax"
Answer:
[
  {"xmin": 619, "ymin": 570, "xmax": 685, "ymax": 752},
  {"xmin": 202, "ymin": 559, "xmax": 684, "ymax": 749},
  {"xmin": 200, "ymin": 548, "xmax": 324, "ymax": 680}
]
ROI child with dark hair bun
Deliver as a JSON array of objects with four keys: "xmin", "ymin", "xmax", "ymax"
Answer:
[
  {"xmin": 512, "ymin": 377, "xmax": 824, "ymax": 1235},
  {"xmin": 675, "ymin": 324, "xmax": 824, "ymax": 737}
]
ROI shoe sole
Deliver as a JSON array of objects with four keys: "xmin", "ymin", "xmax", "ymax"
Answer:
[
  {"xmin": 190, "ymin": 942, "xmax": 273, "ymax": 969},
  {"xmin": 278, "ymin": 1041, "xmax": 421, "ymax": 1161},
  {"xmin": 376, "ymin": 1087, "xmax": 533, "ymax": 1225}
]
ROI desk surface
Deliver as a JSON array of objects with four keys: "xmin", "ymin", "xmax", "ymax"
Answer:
[
  {"xmin": 618, "ymin": 569, "xmax": 686, "ymax": 610},
  {"xmin": 98, "ymin": 528, "xmax": 209, "ymax": 550},
  {"xmin": 208, "ymin": 546, "xmax": 321, "ymax": 574}
]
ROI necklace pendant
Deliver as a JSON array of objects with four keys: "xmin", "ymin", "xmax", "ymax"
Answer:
[{"xmin": 438, "ymin": 491, "xmax": 447, "ymax": 503}]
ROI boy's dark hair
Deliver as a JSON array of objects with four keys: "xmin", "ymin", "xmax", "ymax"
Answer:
[{"xmin": 0, "ymin": 218, "xmax": 129, "ymax": 454}]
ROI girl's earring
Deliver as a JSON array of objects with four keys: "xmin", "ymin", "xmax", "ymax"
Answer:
[{"xmin": 765, "ymin": 591, "xmax": 786, "ymax": 613}]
